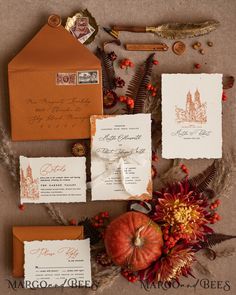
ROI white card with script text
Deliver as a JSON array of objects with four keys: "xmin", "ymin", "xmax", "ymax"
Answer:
[
  {"xmin": 24, "ymin": 239, "xmax": 91, "ymax": 288},
  {"xmin": 162, "ymin": 74, "xmax": 222, "ymax": 159},
  {"xmin": 90, "ymin": 114, "xmax": 152, "ymax": 200},
  {"xmin": 20, "ymin": 156, "xmax": 86, "ymax": 203}
]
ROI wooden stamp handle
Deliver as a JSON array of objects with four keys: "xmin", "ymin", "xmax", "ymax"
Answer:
[
  {"xmin": 125, "ymin": 43, "xmax": 169, "ymax": 51},
  {"xmin": 112, "ymin": 26, "xmax": 146, "ymax": 32}
]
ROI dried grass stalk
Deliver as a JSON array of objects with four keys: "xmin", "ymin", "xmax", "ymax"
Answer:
[
  {"xmin": 44, "ymin": 204, "xmax": 69, "ymax": 225},
  {"xmin": 0, "ymin": 127, "xmax": 19, "ymax": 184}
]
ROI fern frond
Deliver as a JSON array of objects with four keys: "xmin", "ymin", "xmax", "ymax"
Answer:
[
  {"xmin": 188, "ymin": 161, "xmax": 217, "ymax": 193},
  {"xmin": 200, "ymin": 233, "xmax": 236, "ymax": 248},
  {"xmin": 96, "ymin": 47, "xmax": 115, "ymax": 91},
  {"xmin": 126, "ymin": 53, "xmax": 155, "ymax": 114}
]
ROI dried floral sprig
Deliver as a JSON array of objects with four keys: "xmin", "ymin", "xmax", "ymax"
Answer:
[
  {"xmin": 0, "ymin": 127, "xmax": 19, "ymax": 184},
  {"xmin": 44, "ymin": 204, "xmax": 69, "ymax": 225}
]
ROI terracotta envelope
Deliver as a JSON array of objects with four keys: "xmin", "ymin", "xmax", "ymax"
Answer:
[
  {"xmin": 12, "ymin": 226, "xmax": 83, "ymax": 277},
  {"xmin": 8, "ymin": 16, "xmax": 103, "ymax": 141}
]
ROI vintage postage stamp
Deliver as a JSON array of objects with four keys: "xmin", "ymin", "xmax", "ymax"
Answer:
[
  {"xmin": 56, "ymin": 73, "xmax": 77, "ymax": 85},
  {"xmin": 77, "ymin": 70, "xmax": 99, "ymax": 85}
]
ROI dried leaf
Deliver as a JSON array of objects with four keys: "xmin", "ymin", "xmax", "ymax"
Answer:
[
  {"xmin": 215, "ymin": 247, "xmax": 235, "ymax": 258},
  {"xmin": 126, "ymin": 53, "xmax": 155, "ymax": 114},
  {"xmin": 200, "ymin": 233, "xmax": 236, "ymax": 248},
  {"xmin": 188, "ymin": 161, "xmax": 217, "ymax": 193},
  {"xmin": 154, "ymin": 20, "xmax": 220, "ymax": 39},
  {"xmin": 194, "ymin": 260, "xmax": 212, "ymax": 276},
  {"xmin": 96, "ymin": 47, "xmax": 115, "ymax": 91}
]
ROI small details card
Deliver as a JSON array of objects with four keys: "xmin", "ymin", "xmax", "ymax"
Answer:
[
  {"xmin": 24, "ymin": 239, "xmax": 91, "ymax": 288},
  {"xmin": 20, "ymin": 156, "xmax": 86, "ymax": 203},
  {"xmin": 90, "ymin": 114, "xmax": 152, "ymax": 200},
  {"xmin": 162, "ymin": 74, "xmax": 222, "ymax": 159}
]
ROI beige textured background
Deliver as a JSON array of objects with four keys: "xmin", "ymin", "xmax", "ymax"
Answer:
[{"xmin": 0, "ymin": 0, "xmax": 236, "ymax": 294}]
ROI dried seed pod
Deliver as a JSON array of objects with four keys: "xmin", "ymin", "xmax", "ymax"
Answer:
[{"xmin": 72, "ymin": 142, "xmax": 87, "ymax": 157}]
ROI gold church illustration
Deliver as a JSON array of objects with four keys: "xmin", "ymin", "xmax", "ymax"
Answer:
[
  {"xmin": 175, "ymin": 89, "xmax": 207, "ymax": 124},
  {"xmin": 20, "ymin": 164, "xmax": 39, "ymax": 199}
]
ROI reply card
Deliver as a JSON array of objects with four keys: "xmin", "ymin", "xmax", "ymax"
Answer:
[
  {"xmin": 20, "ymin": 156, "xmax": 86, "ymax": 203},
  {"xmin": 162, "ymin": 74, "xmax": 222, "ymax": 159},
  {"xmin": 24, "ymin": 239, "xmax": 91, "ymax": 288},
  {"xmin": 90, "ymin": 114, "xmax": 152, "ymax": 200}
]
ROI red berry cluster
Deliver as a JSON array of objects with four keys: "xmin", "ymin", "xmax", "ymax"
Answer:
[
  {"xmin": 91, "ymin": 211, "xmax": 110, "ymax": 235},
  {"xmin": 194, "ymin": 63, "xmax": 201, "ymax": 69},
  {"xmin": 120, "ymin": 58, "xmax": 134, "ymax": 69},
  {"xmin": 209, "ymin": 199, "xmax": 221, "ymax": 224},
  {"xmin": 162, "ymin": 225, "xmax": 190, "ymax": 254},
  {"xmin": 180, "ymin": 163, "xmax": 189, "ymax": 175},
  {"xmin": 114, "ymin": 77, "xmax": 125, "ymax": 88},
  {"xmin": 119, "ymin": 96, "xmax": 135, "ymax": 109},
  {"xmin": 69, "ymin": 219, "xmax": 77, "ymax": 226},
  {"xmin": 121, "ymin": 270, "xmax": 138, "ymax": 283},
  {"xmin": 152, "ymin": 151, "xmax": 158, "ymax": 162},
  {"xmin": 18, "ymin": 204, "xmax": 25, "ymax": 211},
  {"xmin": 222, "ymin": 91, "xmax": 227, "ymax": 102},
  {"xmin": 151, "ymin": 165, "xmax": 157, "ymax": 179},
  {"xmin": 152, "ymin": 59, "xmax": 159, "ymax": 65},
  {"xmin": 146, "ymin": 83, "xmax": 158, "ymax": 97}
]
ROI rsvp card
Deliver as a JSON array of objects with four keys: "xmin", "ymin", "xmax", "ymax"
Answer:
[
  {"xmin": 162, "ymin": 74, "xmax": 222, "ymax": 159},
  {"xmin": 24, "ymin": 239, "xmax": 91, "ymax": 288},
  {"xmin": 20, "ymin": 156, "xmax": 86, "ymax": 203},
  {"xmin": 90, "ymin": 114, "xmax": 152, "ymax": 200}
]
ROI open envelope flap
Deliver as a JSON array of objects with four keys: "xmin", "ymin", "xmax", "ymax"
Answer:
[
  {"xmin": 8, "ymin": 24, "xmax": 101, "ymax": 71},
  {"xmin": 12, "ymin": 226, "xmax": 83, "ymax": 277}
]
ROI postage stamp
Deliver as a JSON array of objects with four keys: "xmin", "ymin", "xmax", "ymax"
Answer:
[
  {"xmin": 56, "ymin": 73, "xmax": 77, "ymax": 85},
  {"xmin": 77, "ymin": 70, "xmax": 99, "ymax": 85}
]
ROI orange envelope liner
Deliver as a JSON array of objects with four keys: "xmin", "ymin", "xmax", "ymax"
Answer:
[
  {"xmin": 12, "ymin": 226, "xmax": 83, "ymax": 277},
  {"xmin": 8, "ymin": 15, "xmax": 103, "ymax": 141}
]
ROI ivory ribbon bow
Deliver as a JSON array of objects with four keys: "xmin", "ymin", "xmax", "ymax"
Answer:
[{"xmin": 92, "ymin": 150, "xmax": 147, "ymax": 196}]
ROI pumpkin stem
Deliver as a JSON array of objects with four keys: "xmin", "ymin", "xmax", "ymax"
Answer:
[{"xmin": 134, "ymin": 225, "xmax": 145, "ymax": 247}]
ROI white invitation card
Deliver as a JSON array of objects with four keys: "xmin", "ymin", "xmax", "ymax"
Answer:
[
  {"xmin": 90, "ymin": 114, "xmax": 152, "ymax": 200},
  {"xmin": 20, "ymin": 156, "xmax": 86, "ymax": 203},
  {"xmin": 162, "ymin": 74, "xmax": 222, "ymax": 159},
  {"xmin": 24, "ymin": 239, "xmax": 91, "ymax": 288}
]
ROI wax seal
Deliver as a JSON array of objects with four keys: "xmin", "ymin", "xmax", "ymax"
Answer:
[
  {"xmin": 172, "ymin": 41, "xmax": 186, "ymax": 55},
  {"xmin": 72, "ymin": 142, "xmax": 87, "ymax": 157},
  {"xmin": 48, "ymin": 14, "xmax": 61, "ymax": 28}
]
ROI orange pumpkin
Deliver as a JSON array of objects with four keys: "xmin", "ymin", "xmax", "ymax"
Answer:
[{"xmin": 104, "ymin": 211, "xmax": 163, "ymax": 271}]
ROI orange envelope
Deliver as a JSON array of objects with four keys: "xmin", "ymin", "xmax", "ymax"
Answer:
[
  {"xmin": 8, "ymin": 15, "xmax": 103, "ymax": 141},
  {"xmin": 12, "ymin": 226, "xmax": 84, "ymax": 277}
]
